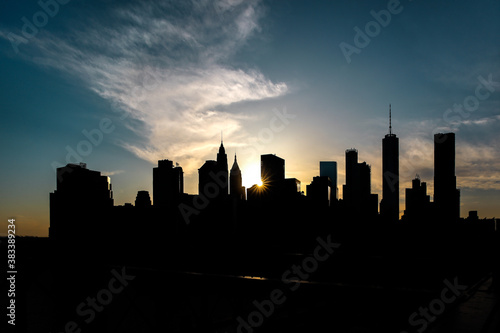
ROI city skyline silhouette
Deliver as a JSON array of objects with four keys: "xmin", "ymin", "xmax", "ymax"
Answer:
[
  {"xmin": 47, "ymin": 123, "xmax": 490, "ymax": 222},
  {"xmin": 2, "ymin": 1, "xmax": 500, "ymax": 237}
]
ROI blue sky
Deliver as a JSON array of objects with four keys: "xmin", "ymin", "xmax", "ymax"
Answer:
[{"xmin": 1, "ymin": 0, "xmax": 499, "ymax": 236}]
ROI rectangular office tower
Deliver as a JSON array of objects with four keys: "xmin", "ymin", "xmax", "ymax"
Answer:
[
  {"xmin": 261, "ymin": 154, "xmax": 285, "ymax": 186},
  {"xmin": 403, "ymin": 176, "xmax": 430, "ymax": 221},
  {"xmin": 434, "ymin": 133, "xmax": 460, "ymax": 220},
  {"xmin": 320, "ymin": 161, "xmax": 337, "ymax": 201},
  {"xmin": 342, "ymin": 149, "xmax": 378, "ymax": 217},
  {"xmin": 381, "ymin": 133, "xmax": 399, "ymax": 222},
  {"xmin": 49, "ymin": 163, "xmax": 113, "ymax": 240},
  {"xmin": 153, "ymin": 159, "xmax": 184, "ymax": 208},
  {"xmin": 343, "ymin": 149, "xmax": 359, "ymax": 203},
  {"xmin": 307, "ymin": 176, "xmax": 332, "ymax": 207}
]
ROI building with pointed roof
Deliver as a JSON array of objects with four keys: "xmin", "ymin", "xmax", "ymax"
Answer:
[
  {"xmin": 217, "ymin": 137, "xmax": 229, "ymax": 196},
  {"xmin": 230, "ymin": 154, "xmax": 246, "ymax": 200}
]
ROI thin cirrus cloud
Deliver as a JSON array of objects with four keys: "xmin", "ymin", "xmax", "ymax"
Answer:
[
  {"xmin": 3, "ymin": 0, "xmax": 287, "ymax": 174},
  {"xmin": 101, "ymin": 170, "xmax": 125, "ymax": 177}
]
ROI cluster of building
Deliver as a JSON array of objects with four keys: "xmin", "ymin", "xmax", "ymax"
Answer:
[{"xmin": 49, "ymin": 108, "xmax": 473, "ymax": 241}]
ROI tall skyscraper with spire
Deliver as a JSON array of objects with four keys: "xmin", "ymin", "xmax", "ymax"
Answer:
[
  {"xmin": 381, "ymin": 104, "xmax": 399, "ymax": 222},
  {"xmin": 217, "ymin": 135, "xmax": 229, "ymax": 196},
  {"xmin": 230, "ymin": 154, "xmax": 245, "ymax": 200}
]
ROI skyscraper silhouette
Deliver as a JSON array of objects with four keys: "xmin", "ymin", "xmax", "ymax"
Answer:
[
  {"xmin": 49, "ymin": 163, "xmax": 113, "ymax": 239},
  {"xmin": 153, "ymin": 160, "xmax": 184, "ymax": 208},
  {"xmin": 358, "ymin": 162, "xmax": 371, "ymax": 197},
  {"xmin": 246, "ymin": 184, "xmax": 264, "ymax": 202},
  {"xmin": 282, "ymin": 178, "xmax": 301, "ymax": 199},
  {"xmin": 343, "ymin": 149, "xmax": 359, "ymax": 204},
  {"xmin": 320, "ymin": 161, "xmax": 337, "ymax": 202},
  {"xmin": 434, "ymin": 133, "xmax": 460, "ymax": 220},
  {"xmin": 258, "ymin": 154, "xmax": 288, "ymax": 201},
  {"xmin": 217, "ymin": 138, "xmax": 229, "ymax": 196},
  {"xmin": 261, "ymin": 154, "xmax": 285, "ymax": 187},
  {"xmin": 230, "ymin": 154, "xmax": 245, "ymax": 200},
  {"xmin": 403, "ymin": 175, "xmax": 430, "ymax": 222},
  {"xmin": 380, "ymin": 105, "xmax": 399, "ymax": 222},
  {"xmin": 199, "ymin": 160, "xmax": 219, "ymax": 196},
  {"xmin": 307, "ymin": 176, "xmax": 332, "ymax": 207},
  {"xmin": 342, "ymin": 149, "xmax": 378, "ymax": 217},
  {"xmin": 135, "ymin": 190, "xmax": 152, "ymax": 208}
]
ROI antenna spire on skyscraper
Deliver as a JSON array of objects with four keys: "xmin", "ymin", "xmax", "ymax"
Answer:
[{"xmin": 389, "ymin": 104, "xmax": 392, "ymax": 135}]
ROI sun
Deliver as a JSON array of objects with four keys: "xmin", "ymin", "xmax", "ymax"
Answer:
[{"xmin": 242, "ymin": 162, "xmax": 262, "ymax": 188}]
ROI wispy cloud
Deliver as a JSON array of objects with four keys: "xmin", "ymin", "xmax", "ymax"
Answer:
[
  {"xmin": 101, "ymin": 170, "xmax": 125, "ymax": 177},
  {"xmin": 1, "ymin": 0, "xmax": 287, "ymax": 174},
  {"xmin": 460, "ymin": 114, "xmax": 500, "ymax": 126}
]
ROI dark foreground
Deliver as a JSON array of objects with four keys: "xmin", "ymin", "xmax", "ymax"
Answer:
[{"xmin": 5, "ymin": 232, "xmax": 499, "ymax": 333}]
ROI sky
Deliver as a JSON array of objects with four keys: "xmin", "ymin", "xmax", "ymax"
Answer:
[{"xmin": 1, "ymin": 0, "xmax": 499, "ymax": 236}]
